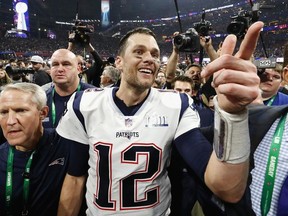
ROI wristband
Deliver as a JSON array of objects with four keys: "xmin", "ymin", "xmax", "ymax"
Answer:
[{"xmin": 213, "ymin": 96, "xmax": 250, "ymax": 164}]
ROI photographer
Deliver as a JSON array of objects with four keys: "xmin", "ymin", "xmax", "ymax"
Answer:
[
  {"xmin": 30, "ymin": 55, "xmax": 52, "ymax": 86},
  {"xmin": 68, "ymin": 29, "xmax": 104, "ymax": 87},
  {"xmin": 199, "ymin": 36, "xmax": 219, "ymax": 63},
  {"xmin": 165, "ymin": 29, "xmax": 216, "ymax": 111},
  {"xmin": 5, "ymin": 61, "xmax": 32, "ymax": 84}
]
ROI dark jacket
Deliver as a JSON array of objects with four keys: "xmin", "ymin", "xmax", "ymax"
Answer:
[{"xmin": 170, "ymin": 104, "xmax": 288, "ymax": 216}]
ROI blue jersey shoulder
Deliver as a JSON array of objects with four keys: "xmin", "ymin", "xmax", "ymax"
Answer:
[
  {"xmin": 84, "ymin": 87, "xmax": 104, "ymax": 93},
  {"xmin": 157, "ymin": 89, "xmax": 178, "ymax": 94}
]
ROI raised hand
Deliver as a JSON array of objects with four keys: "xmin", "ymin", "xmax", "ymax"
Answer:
[{"xmin": 201, "ymin": 21, "xmax": 264, "ymax": 113}]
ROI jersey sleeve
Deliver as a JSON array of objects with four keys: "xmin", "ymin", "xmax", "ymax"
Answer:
[
  {"xmin": 56, "ymin": 91, "xmax": 89, "ymax": 145},
  {"xmin": 173, "ymin": 93, "xmax": 212, "ymax": 180},
  {"xmin": 174, "ymin": 93, "xmax": 200, "ymax": 139}
]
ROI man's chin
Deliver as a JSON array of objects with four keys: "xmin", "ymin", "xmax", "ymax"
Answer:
[{"xmin": 6, "ymin": 136, "xmax": 23, "ymax": 146}]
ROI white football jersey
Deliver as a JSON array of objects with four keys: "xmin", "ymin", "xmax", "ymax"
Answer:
[{"xmin": 57, "ymin": 87, "xmax": 200, "ymax": 216}]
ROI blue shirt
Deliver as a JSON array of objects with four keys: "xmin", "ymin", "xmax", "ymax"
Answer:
[
  {"xmin": 0, "ymin": 129, "xmax": 71, "ymax": 216},
  {"xmin": 264, "ymin": 92, "xmax": 288, "ymax": 106}
]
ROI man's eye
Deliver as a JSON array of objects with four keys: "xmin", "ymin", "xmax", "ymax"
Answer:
[
  {"xmin": 134, "ymin": 49, "xmax": 144, "ymax": 55},
  {"xmin": 0, "ymin": 111, "xmax": 8, "ymax": 115},
  {"xmin": 152, "ymin": 54, "xmax": 159, "ymax": 59},
  {"xmin": 16, "ymin": 109, "xmax": 26, "ymax": 113}
]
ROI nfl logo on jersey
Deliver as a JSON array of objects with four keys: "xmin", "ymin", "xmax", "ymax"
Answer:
[{"xmin": 125, "ymin": 118, "xmax": 133, "ymax": 127}]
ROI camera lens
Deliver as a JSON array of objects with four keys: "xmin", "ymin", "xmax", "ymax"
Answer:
[
  {"xmin": 198, "ymin": 25, "xmax": 208, "ymax": 36},
  {"xmin": 173, "ymin": 29, "xmax": 200, "ymax": 52},
  {"xmin": 174, "ymin": 35, "xmax": 184, "ymax": 46},
  {"xmin": 227, "ymin": 22, "xmax": 247, "ymax": 37}
]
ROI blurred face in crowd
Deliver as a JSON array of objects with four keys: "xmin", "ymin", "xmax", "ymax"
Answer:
[
  {"xmin": 156, "ymin": 72, "xmax": 166, "ymax": 85},
  {"xmin": 18, "ymin": 61, "xmax": 26, "ymax": 68},
  {"xmin": 0, "ymin": 89, "xmax": 48, "ymax": 151},
  {"xmin": 10, "ymin": 62, "xmax": 17, "ymax": 68},
  {"xmin": 86, "ymin": 60, "xmax": 93, "ymax": 69},
  {"xmin": 100, "ymin": 68, "xmax": 112, "ymax": 87},
  {"xmin": 31, "ymin": 62, "xmax": 42, "ymax": 71},
  {"xmin": 173, "ymin": 80, "xmax": 193, "ymax": 97},
  {"xmin": 259, "ymin": 68, "xmax": 282, "ymax": 99},
  {"xmin": 50, "ymin": 49, "xmax": 80, "ymax": 88},
  {"xmin": 76, "ymin": 55, "xmax": 86, "ymax": 73},
  {"xmin": 184, "ymin": 66, "xmax": 201, "ymax": 84},
  {"xmin": 0, "ymin": 69, "xmax": 5, "ymax": 79},
  {"xmin": 116, "ymin": 33, "xmax": 160, "ymax": 91},
  {"xmin": 158, "ymin": 64, "xmax": 167, "ymax": 73}
]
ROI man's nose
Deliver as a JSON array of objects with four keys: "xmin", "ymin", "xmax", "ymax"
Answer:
[
  {"xmin": 142, "ymin": 53, "xmax": 155, "ymax": 63},
  {"xmin": 7, "ymin": 111, "xmax": 17, "ymax": 125}
]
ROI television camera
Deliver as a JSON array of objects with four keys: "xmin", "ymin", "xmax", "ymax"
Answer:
[
  {"xmin": 193, "ymin": 9, "xmax": 212, "ymax": 37},
  {"xmin": 5, "ymin": 66, "xmax": 34, "ymax": 76},
  {"xmin": 173, "ymin": 9, "xmax": 213, "ymax": 53},
  {"xmin": 69, "ymin": 20, "xmax": 94, "ymax": 46},
  {"xmin": 227, "ymin": 3, "xmax": 260, "ymax": 39}
]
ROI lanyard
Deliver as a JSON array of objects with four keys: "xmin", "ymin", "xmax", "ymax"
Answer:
[
  {"xmin": 266, "ymin": 95, "xmax": 276, "ymax": 106},
  {"xmin": 51, "ymin": 83, "xmax": 81, "ymax": 127},
  {"xmin": 261, "ymin": 113, "xmax": 287, "ymax": 216},
  {"xmin": 6, "ymin": 146, "xmax": 36, "ymax": 216}
]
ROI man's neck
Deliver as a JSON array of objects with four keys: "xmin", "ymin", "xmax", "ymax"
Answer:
[
  {"xmin": 55, "ymin": 82, "xmax": 80, "ymax": 96},
  {"xmin": 15, "ymin": 145, "xmax": 36, "ymax": 152},
  {"xmin": 262, "ymin": 93, "xmax": 277, "ymax": 101},
  {"xmin": 116, "ymin": 86, "xmax": 150, "ymax": 107}
]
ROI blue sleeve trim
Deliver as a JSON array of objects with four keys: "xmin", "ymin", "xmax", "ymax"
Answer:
[
  {"xmin": 179, "ymin": 93, "xmax": 190, "ymax": 121},
  {"xmin": 173, "ymin": 128, "xmax": 213, "ymax": 181},
  {"xmin": 72, "ymin": 91, "xmax": 87, "ymax": 133}
]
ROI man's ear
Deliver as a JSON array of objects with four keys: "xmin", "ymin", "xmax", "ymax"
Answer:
[
  {"xmin": 40, "ymin": 106, "xmax": 49, "ymax": 120},
  {"xmin": 115, "ymin": 56, "xmax": 123, "ymax": 71}
]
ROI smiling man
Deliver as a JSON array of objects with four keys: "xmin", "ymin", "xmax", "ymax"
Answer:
[{"xmin": 57, "ymin": 23, "xmax": 264, "ymax": 216}]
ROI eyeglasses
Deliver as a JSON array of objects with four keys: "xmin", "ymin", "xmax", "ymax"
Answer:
[{"xmin": 31, "ymin": 62, "xmax": 40, "ymax": 65}]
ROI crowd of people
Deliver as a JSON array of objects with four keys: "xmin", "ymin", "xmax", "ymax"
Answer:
[{"xmin": 0, "ymin": 17, "xmax": 288, "ymax": 216}]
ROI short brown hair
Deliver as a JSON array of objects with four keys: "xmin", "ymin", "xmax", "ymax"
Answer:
[
  {"xmin": 171, "ymin": 75, "xmax": 193, "ymax": 89},
  {"xmin": 186, "ymin": 63, "xmax": 202, "ymax": 71},
  {"xmin": 118, "ymin": 27, "xmax": 156, "ymax": 56}
]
